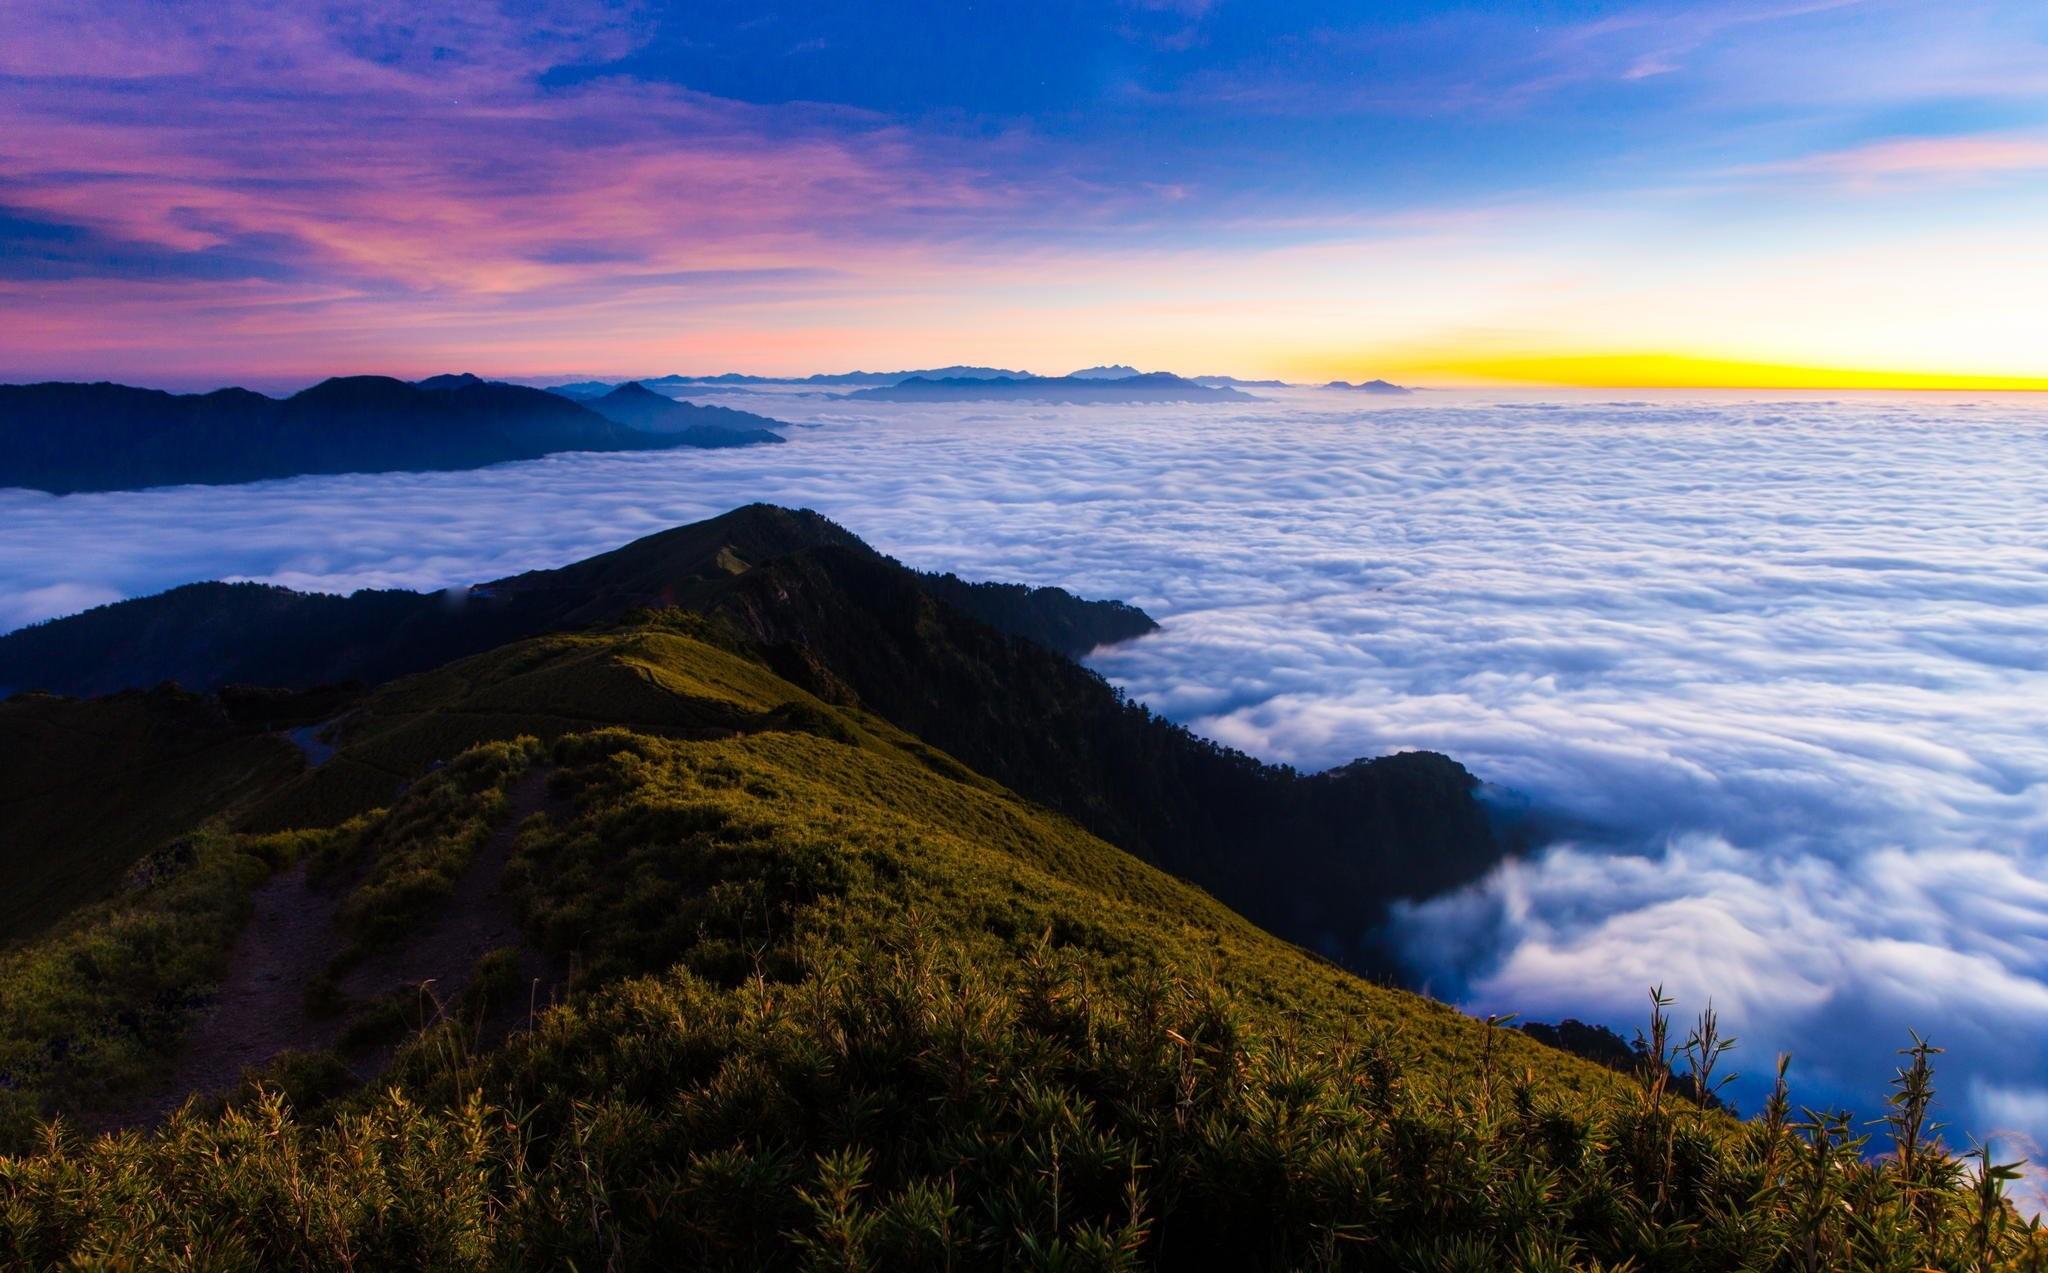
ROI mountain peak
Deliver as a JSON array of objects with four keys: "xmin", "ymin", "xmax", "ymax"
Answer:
[
  {"xmin": 292, "ymin": 375, "xmax": 425, "ymax": 406},
  {"xmin": 415, "ymin": 372, "xmax": 486, "ymax": 391},
  {"xmin": 500, "ymin": 504, "xmax": 876, "ymax": 603}
]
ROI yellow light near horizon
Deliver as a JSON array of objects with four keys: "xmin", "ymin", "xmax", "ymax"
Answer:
[{"xmin": 1411, "ymin": 352, "xmax": 2048, "ymax": 392}]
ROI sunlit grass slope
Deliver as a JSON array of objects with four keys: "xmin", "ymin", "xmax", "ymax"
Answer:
[{"xmin": 1, "ymin": 620, "xmax": 2040, "ymax": 1268}]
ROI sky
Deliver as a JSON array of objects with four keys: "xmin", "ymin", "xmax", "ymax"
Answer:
[{"xmin": 4, "ymin": 0, "xmax": 2047, "ymax": 388}]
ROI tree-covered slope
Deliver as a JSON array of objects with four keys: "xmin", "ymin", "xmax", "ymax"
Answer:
[{"xmin": 0, "ymin": 617, "xmax": 2034, "ymax": 1268}]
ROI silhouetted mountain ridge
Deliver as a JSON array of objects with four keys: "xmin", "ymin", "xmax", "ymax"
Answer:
[{"xmin": 0, "ymin": 376, "xmax": 788, "ymax": 493}]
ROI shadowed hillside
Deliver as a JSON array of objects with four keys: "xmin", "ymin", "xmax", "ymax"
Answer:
[{"xmin": 0, "ymin": 688, "xmax": 302, "ymax": 943}]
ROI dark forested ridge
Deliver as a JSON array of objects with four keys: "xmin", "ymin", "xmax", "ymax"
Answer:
[{"xmin": 0, "ymin": 375, "xmax": 787, "ymax": 493}]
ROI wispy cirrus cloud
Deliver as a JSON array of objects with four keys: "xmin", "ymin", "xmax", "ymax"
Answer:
[{"xmin": 1746, "ymin": 133, "xmax": 2048, "ymax": 183}]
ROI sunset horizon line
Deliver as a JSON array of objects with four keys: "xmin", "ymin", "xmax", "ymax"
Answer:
[{"xmin": 10, "ymin": 354, "xmax": 2047, "ymax": 397}]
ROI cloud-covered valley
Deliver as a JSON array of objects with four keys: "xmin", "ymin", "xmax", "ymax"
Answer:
[{"xmin": 4, "ymin": 386, "xmax": 2047, "ymax": 1154}]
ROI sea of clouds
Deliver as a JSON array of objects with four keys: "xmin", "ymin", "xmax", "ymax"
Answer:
[{"xmin": 4, "ymin": 386, "xmax": 2046, "ymax": 1156}]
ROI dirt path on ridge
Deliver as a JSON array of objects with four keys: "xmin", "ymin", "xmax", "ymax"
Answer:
[
  {"xmin": 341, "ymin": 765, "xmax": 567, "ymax": 1023},
  {"xmin": 80, "ymin": 764, "xmax": 566, "ymax": 1134}
]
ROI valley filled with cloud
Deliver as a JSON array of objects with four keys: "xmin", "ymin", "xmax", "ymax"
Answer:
[{"xmin": 5, "ymin": 386, "xmax": 2045, "ymax": 1150}]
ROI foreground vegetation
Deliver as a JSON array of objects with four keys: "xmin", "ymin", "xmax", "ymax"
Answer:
[
  {"xmin": 1, "ymin": 619, "xmax": 2041, "ymax": 1267},
  {"xmin": 8, "ymin": 937, "xmax": 2042, "ymax": 1270}
]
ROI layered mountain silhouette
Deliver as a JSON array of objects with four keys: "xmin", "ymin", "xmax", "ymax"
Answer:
[
  {"xmin": 1, "ymin": 504, "xmax": 1489, "ymax": 971},
  {"xmin": 0, "ymin": 375, "xmax": 787, "ymax": 494},
  {"xmin": 537, "ymin": 379, "xmax": 615, "ymax": 398},
  {"xmin": 1064, "ymin": 366, "xmax": 1298, "ymax": 389},
  {"xmin": 581, "ymin": 381, "xmax": 788, "ymax": 445},
  {"xmin": 848, "ymin": 372, "xmax": 1255, "ymax": 403}
]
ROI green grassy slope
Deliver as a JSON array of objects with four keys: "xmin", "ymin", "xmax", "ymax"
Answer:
[{"xmin": 2, "ymin": 620, "xmax": 2037, "ymax": 1268}]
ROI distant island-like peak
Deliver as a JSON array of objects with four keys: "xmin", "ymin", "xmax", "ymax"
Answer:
[{"xmin": 1324, "ymin": 378, "xmax": 1413, "ymax": 394}]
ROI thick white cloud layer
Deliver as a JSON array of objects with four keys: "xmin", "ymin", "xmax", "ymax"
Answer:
[{"xmin": 4, "ymin": 387, "xmax": 2047, "ymax": 1157}]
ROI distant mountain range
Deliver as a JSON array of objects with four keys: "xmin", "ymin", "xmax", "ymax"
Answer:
[
  {"xmin": 0, "ymin": 374, "xmax": 787, "ymax": 494},
  {"xmin": 540, "ymin": 366, "xmax": 1321, "ymax": 395},
  {"xmin": 649, "ymin": 365, "xmax": 1034, "ymax": 387},
  {"xmin": 1066, "ymin": 366, "xmax": 1295, "ymax": 389},
  {"xmin": 1325, "ymin": 378, "xmax": 1412, "ymax": 394},
  {"xmin": 847, "ymin": 372, "xmax": 1255, "ymax": 404}
]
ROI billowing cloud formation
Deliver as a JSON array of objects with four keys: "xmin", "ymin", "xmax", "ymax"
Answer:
[{"xmin": 4, "ymin": 387, "xmax": 2048, "ymax": 1158}]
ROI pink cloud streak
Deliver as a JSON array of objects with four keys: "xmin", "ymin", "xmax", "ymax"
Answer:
[
  {"xmin": 1753, "ymin": 134, "xmax": 2048, "ymax": 181},
  {"xmin": 0, "ymin": 0, "xmax": 1120, "ymax": 379}
]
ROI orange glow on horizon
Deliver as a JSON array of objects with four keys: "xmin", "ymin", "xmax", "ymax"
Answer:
[{"xmin": 1398, "ymin": 352, "xmax": 2048, "ymax": 392}]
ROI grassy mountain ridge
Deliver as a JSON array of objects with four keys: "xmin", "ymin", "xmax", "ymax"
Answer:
[
  {"xmin": 0, "ymin": 506, "xmax": 1494, "ymax": 977},
  {"xmin": 1, "ymin": 615, "xmax": 2034, "ymax": 1267},
  {"xmin": 673, "ymin": 542, "xmax": 1496, "ymax": 970}
]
